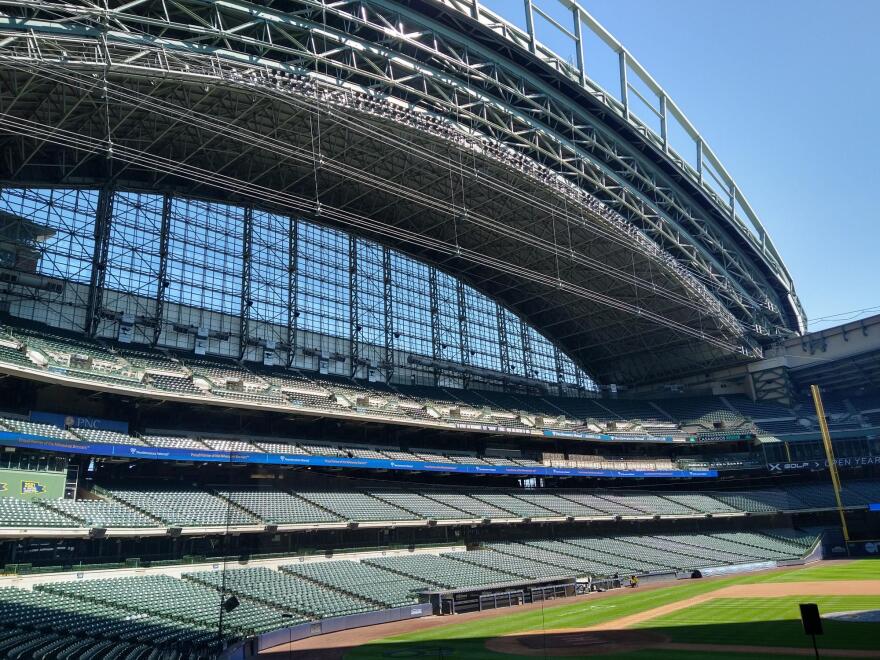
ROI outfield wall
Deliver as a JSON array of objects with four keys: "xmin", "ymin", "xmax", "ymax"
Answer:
[{"xmin": 223, "ymin": 603, "xmax": 433, "ymax": 660}]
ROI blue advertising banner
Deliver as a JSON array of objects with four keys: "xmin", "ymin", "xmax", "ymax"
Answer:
[
  {"xmin": 767, "ymin": 455, "xmax": 880, "ymax": 473},
  {"xmin": 30, "ymin": 411, "xmax": 129, "ymax": 434},
  {"xmin": 542, "ymin": 429, "xmax": 675, "ymax": 443},
  {"xmin": 0, "ymin": 432, "xmax": 717, "ymax": 480}
]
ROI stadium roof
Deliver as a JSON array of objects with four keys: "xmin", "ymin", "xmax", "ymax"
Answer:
[
  {"xmin": 0, "ymin": 0, "xmax": 804, "ymax": 385},
  {"xmin": 782, "ymin": 314, "xmax": 880, "ymax": 393}
]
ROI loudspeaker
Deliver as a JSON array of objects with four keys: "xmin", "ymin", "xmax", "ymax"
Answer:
[
  {"xmin": 800, "ymin": 603, "xmax": 823, "ymax": 635},
  {"xmin": 222, "ymin": 595, "xmax": 240, "ymax": 613}
]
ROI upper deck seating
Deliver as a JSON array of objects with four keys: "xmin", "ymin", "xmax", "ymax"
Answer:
[
  {"xmin": 45, "ymin": 499, "xmax": 160, "ymax": 528},
  {"xmin": 217, "ymin": 489, "xmax": 341, "ymax": 524},
  {"xmin": 104, "ymin": 486, "xmax": 259, "ymax": 526},
  {"xmin": 294, "ymin": 491, "xmax": 419, "ymax": 522}
]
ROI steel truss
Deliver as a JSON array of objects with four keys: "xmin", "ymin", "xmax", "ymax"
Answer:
[{"xmin": 0, "ymin": 0, "xmax": 803, "ymax": 385}]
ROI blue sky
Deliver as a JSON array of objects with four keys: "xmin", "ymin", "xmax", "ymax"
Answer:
[{"xmin": 481, "ymin": 0, "xmax": 879, "ymax": 331}]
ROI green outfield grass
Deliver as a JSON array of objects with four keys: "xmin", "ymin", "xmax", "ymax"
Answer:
[
  {"xmin": 634, "ymin": 594, "xmax": 880, "ymax": 649},
  {"xmin": 345, "ymin": 560, "xmax": 880, "ymax": 660},
  {"xmin": 737, "ymin": 558, "xmax": 880, "ymax": 583}
]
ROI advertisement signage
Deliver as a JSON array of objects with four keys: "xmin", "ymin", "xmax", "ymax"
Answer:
[{"xmin": 0, "ymin": 431, "xmax": 717, "ymax": 480}]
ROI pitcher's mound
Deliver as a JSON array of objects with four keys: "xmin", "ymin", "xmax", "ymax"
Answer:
[{"xmin": 485, "ymin": 629, "xmax": 670, "ymax": 656}]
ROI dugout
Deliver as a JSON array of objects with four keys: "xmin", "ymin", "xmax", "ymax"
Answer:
[{"xmin": 421, "ymin": 577, "xmax": 577, "ymax": 615}]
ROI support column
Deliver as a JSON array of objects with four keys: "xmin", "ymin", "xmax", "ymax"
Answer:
[
  {"xmin": 85, "ymin": 186, "xmax": 113, "ymax": 337},
  {"xmin": 520, "ymin": 319, "xmax": 533, "ymax": 381},
  {"xmin": 349, "ymin": 235, "xmax": 359, "ymax": 378},
  {"xmin": 553, "ymin": 346, "xmax": 566, "ymax": 390},
  {"xmin": 382, "ymin": 247, "xmax": 394, "ymax": 383},
  {"xmin": 496, "ymin": 306, "xmax": 511, "ymax": 379},
  {"xmin": 286, "ymin": 216, "xmax": 299, "ymax": 367},
  {"xmin": 456, "ymin": 281, "xmax": 470, "ymax": 387},
  {"xmin": 619, "ymin": 51, "xmax": 629, "ymax": 120},
  {"xmin": 523, "ymin": 0, "xmax": 537, "ymax": 53},
  {"xmin": 152, "ymin": 193, "xmax": 172, "ymax": 346},
  {"xmin": 428, "ymin": 267, "xmax": 442, "ymax": 386},
  {"xmin": 238, "ymin": 206, "xmax": 254, "ymax": 359},
  {"xmin": 575, "ymin": 362, "xmax": 586, "ymax": 392}
]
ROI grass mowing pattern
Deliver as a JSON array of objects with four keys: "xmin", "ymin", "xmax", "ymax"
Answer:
[
  {"xmin": 346, "ymin": 579, "xmax": 746, "ymax": 659},
  {"xmin": 635, "ymin": 595, "xmax": 880, "ymax": 649},
  {"xmin": 346, "ymin": 560, "xmax": 880, "ymax": 660},
  {"xmin": 735, "ymin": 558, "xmax": 880, "ymax": 583}
]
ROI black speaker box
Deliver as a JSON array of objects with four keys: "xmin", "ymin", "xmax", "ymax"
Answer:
[{"xmin": 800, "ymin": 603, "xmax": 823, "ymax": 635}]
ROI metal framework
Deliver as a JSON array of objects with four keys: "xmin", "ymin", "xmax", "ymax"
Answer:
[
  {"xmin": 0, "ymin": 184, "xmax": 587, "ymax": 387},
  {"xmin": 0, "ymin": 0, "xmax": 805, "ymax": 385}
]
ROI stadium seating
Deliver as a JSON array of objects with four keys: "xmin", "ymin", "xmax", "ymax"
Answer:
[
  {"xmin": 526, "ymin": 538, "xmax": 663, "ymax": 574},
  {"xmin": 660, "ymin": 492, "xmax": 740, "ymax": 514},
  {"xmin": 0, "ymin": 586, "xmax": 215, "ymax": 652},
  {"xmin": 253, "ymin": 440, "xmax": 310, "ymax": 454},
  {"xmin": 281, "ymin": 560, "xmax": 428, "ymax": 608},
  {"xmin": 71, "ymin": 428, "xmax": 147, "ymax": 446},
  {"xmin": 468, "ymin": 492, "xmax": 553, "ymax": 518},
  {"xmin": 449, "ymin": 549, "xmax": 572, "ymax": 580},
  {"xmin": 0, "ymin": 499, "xmax": 78, "ymax": 527},
  {"xmin": 0, "ymin": 526, "xmax": 820, "ymax": 660},
  {"xmin": 217, "ymin": 489, "xmax": 341, "ymax": 524},
  {"xmin": 709, "ymin": 489, "xmax": 796, "ymax": 512},
  {"xmin": 630, "ymin": 535, "xmax": 762, "ymax": 566},
  {"xmin": 45, "ymin": 499, "xmax": 160, "ymax": 528},
  {"xmin": 508, "ymin": 491, "xmax": 605, "ymax": 517},
  {"xmin": 294, "ymin": 491, "xmax": 419, "ymax": 522},
  {"xmin": 365, "ymin": 489, "xmax": 474, "ymax": 519},
  {"xmin": 417, "ymin": 490, "xmax": 516, "ymax": 518},
  {"xmin": 147, "ymin": 374, "xmax": 203, "ymax": 395},
  {"xmin": 714, "ymin": 531, "xmax": 816, "ymax": 556},
  {"xmin": 0, "ymin": 417, "xmax": 77, "ymax": 440},
  {"xmin": 39, "ymin": 574, "xmax": 279, "ymax": 635},
  {"xmin": 485, "ymin": 542, "xmax": 613, "ymax": 576},
  {"xmin": 103, "ymin": 486, "xmax": 259, "ymax": 526},
  {"xmin": 513, "ymin": 540, "xmax": 625, "ymax": 574},
  {"xmin": 200, "ymin": 438, "xmax": 262, "ymax": 453},
  {"xmin": 184, "ymin": 567, "xmax": 374, "ymax": 619},
  {"xmin": 654, "ymin": 397, "xmax": 747, "ymax": 429},
  {"xmin": 141, "ymin": 435, "xmax": 210, "ymax": 449},
  {"xmin": 562, "ymin": 536, "xmax": 688, "ymax": 571},
  {"xmin": 4, "ymin": 324, "xmax": 878, "ymax": 443},
  {"xmin": 663, "ymin": 533, "xmax": 792, "ymax": 561},
  {"xmin": 0, "ymin": 342, "xmax": 32, "ymax": 368},
  {"xmin": 4, "ymin": 480, "xmax": 876, "ymax": 531},
  {"xmin": 365, "ymin": 554, "xmax": 519, "ymax": 589}
]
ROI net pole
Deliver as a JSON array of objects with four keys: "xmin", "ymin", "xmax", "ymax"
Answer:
[{"xmin": 810, "ymin": 384, "xmax": 850, "ymax": 544}]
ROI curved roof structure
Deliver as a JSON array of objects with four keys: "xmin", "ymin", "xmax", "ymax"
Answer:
[{"xmin": 0, "ymin": 0, "xmax": 804, "ymax": 385}]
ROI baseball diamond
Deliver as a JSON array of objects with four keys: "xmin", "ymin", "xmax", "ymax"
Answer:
[{"xmin": 0, "ymin": 1, "xmax": 877, "ymax": 659}]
